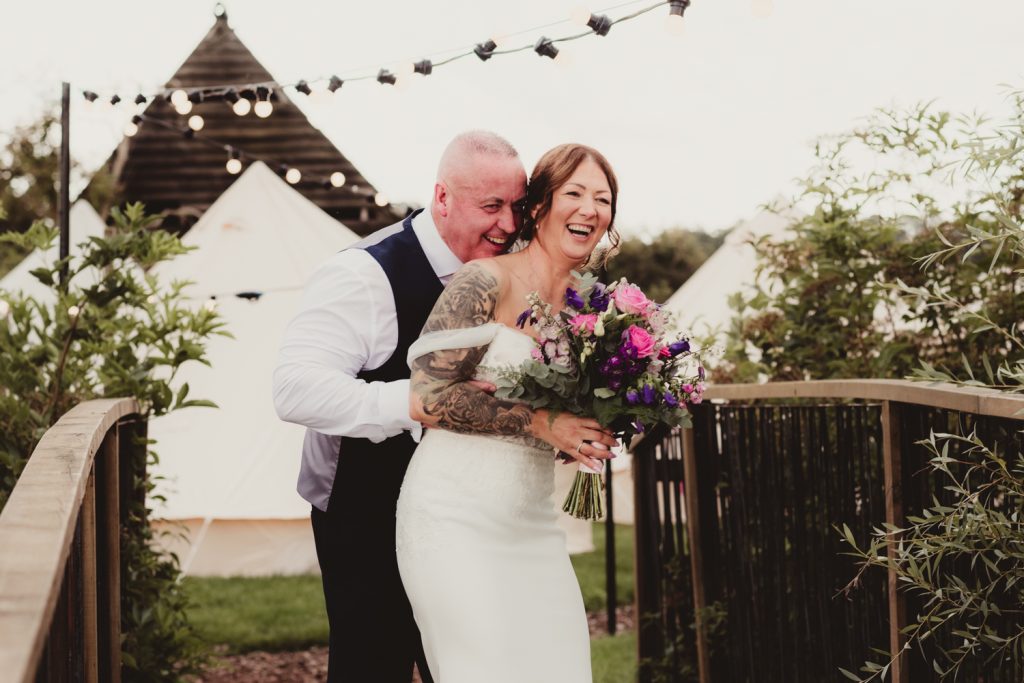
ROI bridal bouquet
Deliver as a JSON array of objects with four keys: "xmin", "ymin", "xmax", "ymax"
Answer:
[{"xmin": 493, "ymin": 271, "xmax": 706, "ymax": 520}]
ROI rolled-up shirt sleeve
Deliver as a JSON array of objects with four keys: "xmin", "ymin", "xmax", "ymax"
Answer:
[{"xmin": 272, "ymin": 250, "xmax": 420, "ymax": 441}]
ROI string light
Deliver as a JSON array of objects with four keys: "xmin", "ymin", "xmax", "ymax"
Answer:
[
  {"xmin": 188, "ymin": 114, "xmax": 205, "ymax": 131},
  {"xmin": 285, "ymin": 167, "xmax": 301, "ymax": 184},
  {"xmin": 109, "ymin": 94, "xmax": 122, "ymax": 106},
  {"xmin": 570, "ymin": 5, "xmax": 592, "ymax": 26},
  {"xmin": 330, "ymin": 171, "xmax": 346, "ymax": 187},
  {"xmin": 124, "ymin": 114, "xmax": 141, "ymax": 137},
  {"xmin": 254, "ymin": 96, "xmax": 273, "ymax": 118},
  {"xmin": 474, "ymin": 39, "xmax": 497, "ymax": 61},
  {"xmin": 174, "ymin": 99, "xmax": 193, "ymax": 116},
  {"xmin": 534, "ymin": 36, "xmax": 559, "ymax": 60},
  {"xmin": 134, "ymin": 94, "xmax": 147, "ymax": 105},
  {"xmin": 77, "ymin": 1, "xmax": 674, "ymax": 107},
  {"xmin": 393, "ymin": 62, "xmax": 415, "ymax": 78},
  {"xmin": 374, "ymin": 192, "xmax": 389, "ymax": 207},
  {"xmin": 204, "ymin": 297, "xmax": 217, "ymax": 312},
  {"xmin": 68, "ymin": 305, "xmax": 81, "ymax": 317},
  {"xmin": 665, "ymin": 0, "xmax": 689, "ymax": 35},
  {"xmin": 83, "ymin": 91, "xmax": 99, "ymax": 102},
  {"xmin": 224, "ymin": 147, "xmax": 243, "ymax": 174}
]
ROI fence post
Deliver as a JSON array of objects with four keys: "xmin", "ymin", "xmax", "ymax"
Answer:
[
  {"xmin": 97, "ymin": 426, "xmax": 122, "ymax": 683},
  {"xmin": 605, "ymin": 460, "xmax": 617, "ymax": 635},
  {"xmin": 634, "ymin": 432, "xmax": 663, "ymax": 683},
  {"xmin": 681, "ymin": 425, "xmax": 710, "ymax": 683},
  {"xmin": 81, "ymin": 467, "xmax": 99, "ymax": 683},
  {"xmin": 881, "ymin": 401, "xmax": 908, "ymax": 683}
]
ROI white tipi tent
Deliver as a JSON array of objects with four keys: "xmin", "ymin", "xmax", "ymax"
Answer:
[
  {"xmin": 0, "ymin": 200, "xmax": 107, "ymax": 302},
  {"xmin": 148, "ymin": 162, "xmax": 362, "ymax": 576},
  {"xmin": 663, "ymin": 207, "xmax": 798, "ymax": 341}
]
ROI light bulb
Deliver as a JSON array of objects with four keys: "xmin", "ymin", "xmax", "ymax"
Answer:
[
  {"xmin": 232, "ymin": 98, "xmax": 251, "ymax": 116},
  {"xmin": 204, "ymin": 298, "xmax": 217, "ymax": 312},
  {"xmin": 285, "ymin": 168, "xmax": 302, "ymax": 184},
  {"xmin": 554, "ymin": 49, "xmax": 573, "ymax": 69},
  {"xmin": 569, "ymin": 5, "xmax": 592, "ymax": 26},
  {"xmin": 752, "ymin": 0, "xmax": 773, "ymax": 17},
  {"xmin": 174, "ymin": 100, "xmax": 193, "ymax": 116},
  {"xmin": 374, "ymin": 192, "xmax": 389, "ymax": 207},
  {"xmin": 254, "ymin": 100, "xmax": 273, "ymax": 118},
  {"xmin": 170, "ymin": 89, "xmax": 189, "ymax": 106},
  {"xmin": 226, "ymin": 158, "xmax": 243, "ymax": 174},
  {"xmin": 393, "ymin": 62, "xmax": 415, "ymax": 78},
  {"xmin": 68, "ymin": 305, "xmax": 81, "ymax": 317},
  {"xmin": 665, "ymin": 13, "xmax": 686, "ymax": 36},
  {"xmin": 188, "ymin": 115, "xmax": 204, "ymax": 131},
  {"xmin": 124, "ymin": 121, "xmax": 139, "ymax": 137},
  {"xmin": 330, "ymin": 172, "xmax": 346, "ymax": 187},
  {"xmin": 491, "ymin": 32, "xmax": 511, "ymax": 49}
]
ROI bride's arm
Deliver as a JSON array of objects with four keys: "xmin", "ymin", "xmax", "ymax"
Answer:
[
  {"xmin": 410, "ymin": 262, "xmax": 617, "ymax": 466},
  {"xmin": 410, "ymin": 261, "xmax": 532, "ymax": 435}
]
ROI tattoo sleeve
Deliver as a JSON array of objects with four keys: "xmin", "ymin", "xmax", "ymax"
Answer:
[{"xmin": 411, "ymin": 263, "xmax": 534, "ymax": 436}]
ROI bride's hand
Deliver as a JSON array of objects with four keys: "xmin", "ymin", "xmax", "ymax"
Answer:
[{"xmin": 530, "ymin": 410, "xmax": 618, "ymax": 471}]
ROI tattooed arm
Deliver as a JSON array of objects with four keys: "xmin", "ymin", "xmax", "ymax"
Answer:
[
  {"xmin": 410, "ymin": 261, "xmax": 534, "ymax": 436},
  {"xmin": 409, "ymin": 261, "xmax": 618, "ymax": 465}
]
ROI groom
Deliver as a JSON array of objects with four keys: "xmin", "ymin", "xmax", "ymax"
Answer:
[{"xmin": 273, "ymin": 130, "xmax": 527, "ymax": 682}]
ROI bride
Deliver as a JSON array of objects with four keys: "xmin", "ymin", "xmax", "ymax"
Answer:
[{"xmin": 397, "ymin": 143, "xmax": 620, "ymax": 682}]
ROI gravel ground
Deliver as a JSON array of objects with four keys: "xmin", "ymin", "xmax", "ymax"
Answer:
[{"xmin": 190, "ymin": 605, "xmax": 635, "ymax": 683}]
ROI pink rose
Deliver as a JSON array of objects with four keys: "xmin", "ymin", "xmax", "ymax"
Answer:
[
  {"xmin": 624, "ymin": 325, "xmax": 656, "ymax": 358},
  {"xmin": 658, "ymin": 346, "xmax": 671, "ymax": 359},
  {"xmin": 612, "ymin": 283, "xmax": 651, "ymax": 315},
  {"xmin": 569, "ymin": 313, "xmax": 598, "ymax": 334},
  {"xmin": 530, "ymin": 347, "xmax": 544, "ymax": 361}
]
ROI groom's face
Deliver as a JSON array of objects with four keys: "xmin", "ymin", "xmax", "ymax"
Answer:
[{"xmin": 437, "ymin": 154, "xmax": 527, "ymax": 263}]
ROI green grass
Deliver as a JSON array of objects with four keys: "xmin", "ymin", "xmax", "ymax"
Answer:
[
  {"xmin": 571, "ymin": 523, "xmax": 635, "ymax": 612},
  {"xmin": 182, "ymin": 574, "xmax": 328, "ymax": 653},
  {"xmin": 183, "ymin": 523, "xmax": 636, "ymax": 663},
  {"xmin": 592, "ymin": 632, "xmax": 638, "ymax": 683}
]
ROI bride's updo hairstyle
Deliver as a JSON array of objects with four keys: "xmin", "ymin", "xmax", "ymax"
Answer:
[{"xmin": 521, "ymin": 143, "xmax": 620, "ymax": 267}]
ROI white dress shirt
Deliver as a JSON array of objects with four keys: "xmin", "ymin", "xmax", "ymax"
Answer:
[{"xmin": 272, "ymin": 209, "xmax": 462, "ymax": 509}]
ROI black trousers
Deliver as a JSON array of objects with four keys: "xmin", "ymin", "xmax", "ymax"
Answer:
[{"xmin": 310, "ymin": 434, "xmax": 434, "ymax": 683}]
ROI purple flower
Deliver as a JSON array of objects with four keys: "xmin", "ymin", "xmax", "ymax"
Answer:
[
  {"xmin": 564, "ymin": 288, "xmax": 585, "ymax": 309},
  {"xmin": 516, "ymin": 308, "xmax": 531, "ymax": 328},
  {"xmin": 641, "ymin": 384, "xmax": 656, "ymax": 405},
  {"xmin": 698, "ymin": 365, "xmax": 706, "ymax": 381},
  {"xmin": 608, "ymin": 378, "xmax": 622, "ymax": 391},
  {"xmin": 632, "ymin": 418, "xmax": 645, "ymax": 434},
  {"xmin": 663, "ymin": 391, "xmax": 679, "ymax": 407},
  {"xmin": 589, "ymin": 283, "xmax": 610, "ymax": 312},
  {"xmin": 668, "ymin": 339, "xmax": 691, "ymax": 356},
  {"xmin": 625, "ymin": 389, "xmax": 639, "ymax": 405}
]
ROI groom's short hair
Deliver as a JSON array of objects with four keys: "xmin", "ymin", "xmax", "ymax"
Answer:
[{"xmin": 437, "ymin": 130, "xmax": 519, "ymax": 181}]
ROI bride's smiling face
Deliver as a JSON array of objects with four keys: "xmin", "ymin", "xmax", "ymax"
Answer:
[{"xmin": 533, "ymin": 158, "xmax": 613, "ymax": 263}]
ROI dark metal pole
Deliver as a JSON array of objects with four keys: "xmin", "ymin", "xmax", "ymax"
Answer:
[
  {"xmin": 605, "ymin": 459, "xmax": 616, "ymax": 635},
  {"xmin": 59, "ymin": 82, "xmax": 71, "ymax": 290}
]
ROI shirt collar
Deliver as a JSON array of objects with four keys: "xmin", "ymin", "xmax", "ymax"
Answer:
[{"xmin": 412, "ymin": 207, "xmax": 463, "ymax": 281}]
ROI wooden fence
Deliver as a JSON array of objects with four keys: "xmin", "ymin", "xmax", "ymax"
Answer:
[
  {"xmin": 0, "ymin": 398, "xmax": 144, "ymax": 683},
  {"xmin": 632, "ymin": 380, "xmax": 1024, "ymax": 683}
]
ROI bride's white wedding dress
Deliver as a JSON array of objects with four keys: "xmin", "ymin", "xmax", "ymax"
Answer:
[{"xmin": 396, "ymin": 323, "xmax": 592, "ymax": 683}]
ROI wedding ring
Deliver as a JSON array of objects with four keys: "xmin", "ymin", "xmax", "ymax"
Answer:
[{"xmin": 575, "ymin": 441, "xmax": 585, "ymax": 454}]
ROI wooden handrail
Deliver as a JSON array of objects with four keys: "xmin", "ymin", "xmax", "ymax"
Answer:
[
  {"xmin": 0, "ymin": 397, "xmax": 139, "ymax": 683},
  {"xmin": 702, "ymin": 379, "xmax": 1024, "ymax": 418}
]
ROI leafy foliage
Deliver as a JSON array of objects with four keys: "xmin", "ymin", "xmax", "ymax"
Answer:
[
  {"xmin": 812, "ymin": 89, "xmax": 1024, "ymax": 680},
  {"xmin": 605, "ymin": 227, "xmax": 724, "ymax": 304},
  {"xmin": 0, "ymin": 108, "xmax": 114, "ymax": 277},
  {"xmin": 0, "ymin": 202, "xmax": 227, "ymax": 680},
  {"xmin": 719, "ymin": 99, "xmax": 1023, "ymax": 384}
]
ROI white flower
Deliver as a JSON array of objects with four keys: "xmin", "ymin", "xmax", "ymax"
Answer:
[{"xmin": 544, "ymin": 341, "xmax": 558, "ymax": 357}]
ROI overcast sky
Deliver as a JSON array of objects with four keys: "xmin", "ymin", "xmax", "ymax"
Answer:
[{"xmin": 3, "ymin": 0, "xmax": 1023, "ymax": 236}]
